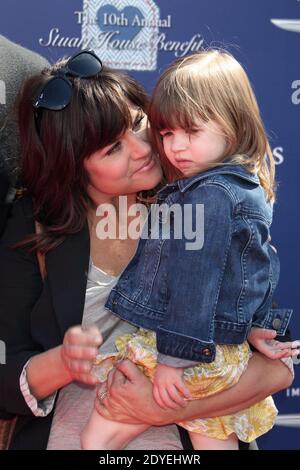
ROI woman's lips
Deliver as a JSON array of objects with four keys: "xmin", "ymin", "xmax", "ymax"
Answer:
[{"xmin": 134, "ymin": 155, "xmax": 155, "ymax": 174}]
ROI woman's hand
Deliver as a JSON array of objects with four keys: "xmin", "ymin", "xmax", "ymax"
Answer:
[
  {"xmin": 94, "ymin": 360, "xmax": 184, "ymax": 425},
  {"xmin": 61, "ymin": 325, "xmax": 103, "ymax": 385},
  {"xmin": 25, "ymin": 327, "xmax": 102, "ymax": 401}
]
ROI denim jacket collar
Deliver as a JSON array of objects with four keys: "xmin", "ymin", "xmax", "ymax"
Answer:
[
  {"xmin": 157, "ymin": 163, "xmax": 260, "ymax": 198},
  {"xmin": 177, "ymin": 164, "xmax": 260, "ymax": 192}
]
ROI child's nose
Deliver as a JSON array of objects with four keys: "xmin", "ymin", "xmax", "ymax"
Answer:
[{"xmin": 171, "ymin": 134, "xmax": 188, "ymax": 152}]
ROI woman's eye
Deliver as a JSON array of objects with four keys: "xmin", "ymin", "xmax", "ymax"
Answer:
[
  {"xmin": 132, "ymin": 114, "xmax": 145, "ymax": 132},
  {"xmin": 106, "ymin": 141, "xmax": 122, "ymax": 156}
]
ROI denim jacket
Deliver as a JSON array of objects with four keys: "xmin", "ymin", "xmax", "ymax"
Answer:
[{"xmin": 106, "ymin": 164, "xmax": 292, "ymax": 363}]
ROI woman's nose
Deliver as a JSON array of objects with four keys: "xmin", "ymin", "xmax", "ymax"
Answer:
[{"xmin": 129, "ymin": 132, "xmax": 151, "ymax": 159}]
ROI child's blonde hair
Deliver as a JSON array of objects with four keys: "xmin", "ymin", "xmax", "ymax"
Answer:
[{"xmin": 149, "ymin": 49, "xmax": 275, "ymax": 202}]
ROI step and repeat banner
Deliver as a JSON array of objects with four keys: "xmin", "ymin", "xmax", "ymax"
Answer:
[{"xmin": 0, "ymin": 0, "xmax": 299, "ymax": 450}]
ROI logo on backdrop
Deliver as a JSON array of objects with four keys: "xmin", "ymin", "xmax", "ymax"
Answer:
[
  {"xmin": 291, "ymin": 80, "xmax": 300, "ymax": 104},
  {"xmin": 275, "ymin": 386, "xmax": 300, "ymax": 429},
  {"xmin": 79, "ymin": 0, "xmax": 205, "ymax": 70},
  {"xmin": 81, "ymin": 0, "xmax": 160, "ymax": 71},
  {"xmin": 271, "ymin": 10, "xmax": 300, "ymax": 106},
  {"xmin": 39, "ymin": 0, "xmax": 206, "ymax": 71},
  {"xmin": 273, "ymin": 147, "xmax": 284, "ymax": 165},
  {"xmin": 275, "ymin": 414, "xmax": 300, "ymax": 428},
  {"xmin": 270, "ymin": 19, "xmax": 300, "ymax": 33},
  {"xmin": 271, "ymin": 2, "xmax": 300, "ymax": 33}
]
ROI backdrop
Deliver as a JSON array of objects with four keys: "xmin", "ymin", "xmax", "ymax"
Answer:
[{"xmin": 0, "ymin": 0, "xmax": 299, "ymax": 450}]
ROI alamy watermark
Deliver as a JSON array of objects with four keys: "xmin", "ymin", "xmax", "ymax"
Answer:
[{"xmin": 94, "ymin": 196, "xmax": 204, "ymax": 250}]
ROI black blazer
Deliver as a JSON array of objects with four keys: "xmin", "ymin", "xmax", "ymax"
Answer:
[
  {"xmin": 0, "ymin": 196, "xmax": 193, "ymax": 450},
  {"xmin": 0, "ymin": 196, "xmax": 90, "ymax": 449}
]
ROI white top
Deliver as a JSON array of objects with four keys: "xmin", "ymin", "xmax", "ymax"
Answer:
[{"xmin": 47, "ymin": 259, "xmax": 137, "ymax": 449}]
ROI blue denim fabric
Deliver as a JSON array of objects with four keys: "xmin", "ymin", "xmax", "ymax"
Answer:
[{"xmin": 106, "ymin": 164, "xmax": 292, "ymax": 362}]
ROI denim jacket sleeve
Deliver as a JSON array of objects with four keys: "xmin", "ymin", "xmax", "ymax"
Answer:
[
  {"xmin": 156, "ymin": 183, "xmax": 234, "ymax": 363},
  {"xmin": 251, "ymin": 242, "xmax": 292, "ymax": 335}
]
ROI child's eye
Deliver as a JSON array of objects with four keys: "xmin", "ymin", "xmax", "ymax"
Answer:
[
  {"xmin": 106, "ymin": 141, "xmax": 122, "ymax": 156},
  {"xmin": 160, "ymin": 130, "xmax": 173, "ymax": 138},
  {"xmin": 188, "ymin": 128, "xmax": 202, "ymax": 135}
]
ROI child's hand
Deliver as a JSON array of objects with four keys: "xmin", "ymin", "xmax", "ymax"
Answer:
[
  {"xmin": 153, "ymin": 363, "xmax": 191, "ymax": 409},
  {"xmin": 248, "ymin": 327, "xmax": 300, "ymax": 360}
]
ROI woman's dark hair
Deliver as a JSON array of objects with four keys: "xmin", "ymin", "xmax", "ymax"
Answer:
[{"xmin": 15, "ymin": 58, "xmax": 149, "ymax": 253}]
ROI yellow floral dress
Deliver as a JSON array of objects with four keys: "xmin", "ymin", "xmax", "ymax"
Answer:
[{"xmin": 92, "ymin": 329, "xmax": 277, "ymax": 442}]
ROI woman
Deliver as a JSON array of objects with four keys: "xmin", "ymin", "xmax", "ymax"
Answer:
[{"xmin": 0, "ymin": 50, "xmax": 293, "ymax": 450}]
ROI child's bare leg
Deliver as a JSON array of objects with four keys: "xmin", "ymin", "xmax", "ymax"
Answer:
[
  {"xmin": 189, "ymin": 430, "xmax": 239, "ymax": 450},
  {"xmin": 81, "ymin": 408, "xmax": 150, "ymax": 450}
]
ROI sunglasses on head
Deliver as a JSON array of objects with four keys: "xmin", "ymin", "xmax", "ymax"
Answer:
[{"xmin": 32, "ymin": 49, "xmax": 103, "ymax": 112}]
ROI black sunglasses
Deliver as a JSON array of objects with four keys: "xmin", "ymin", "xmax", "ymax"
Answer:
[{"xmin": 32, "ymin": 49, "xmax": 103, "ymax": 112}]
